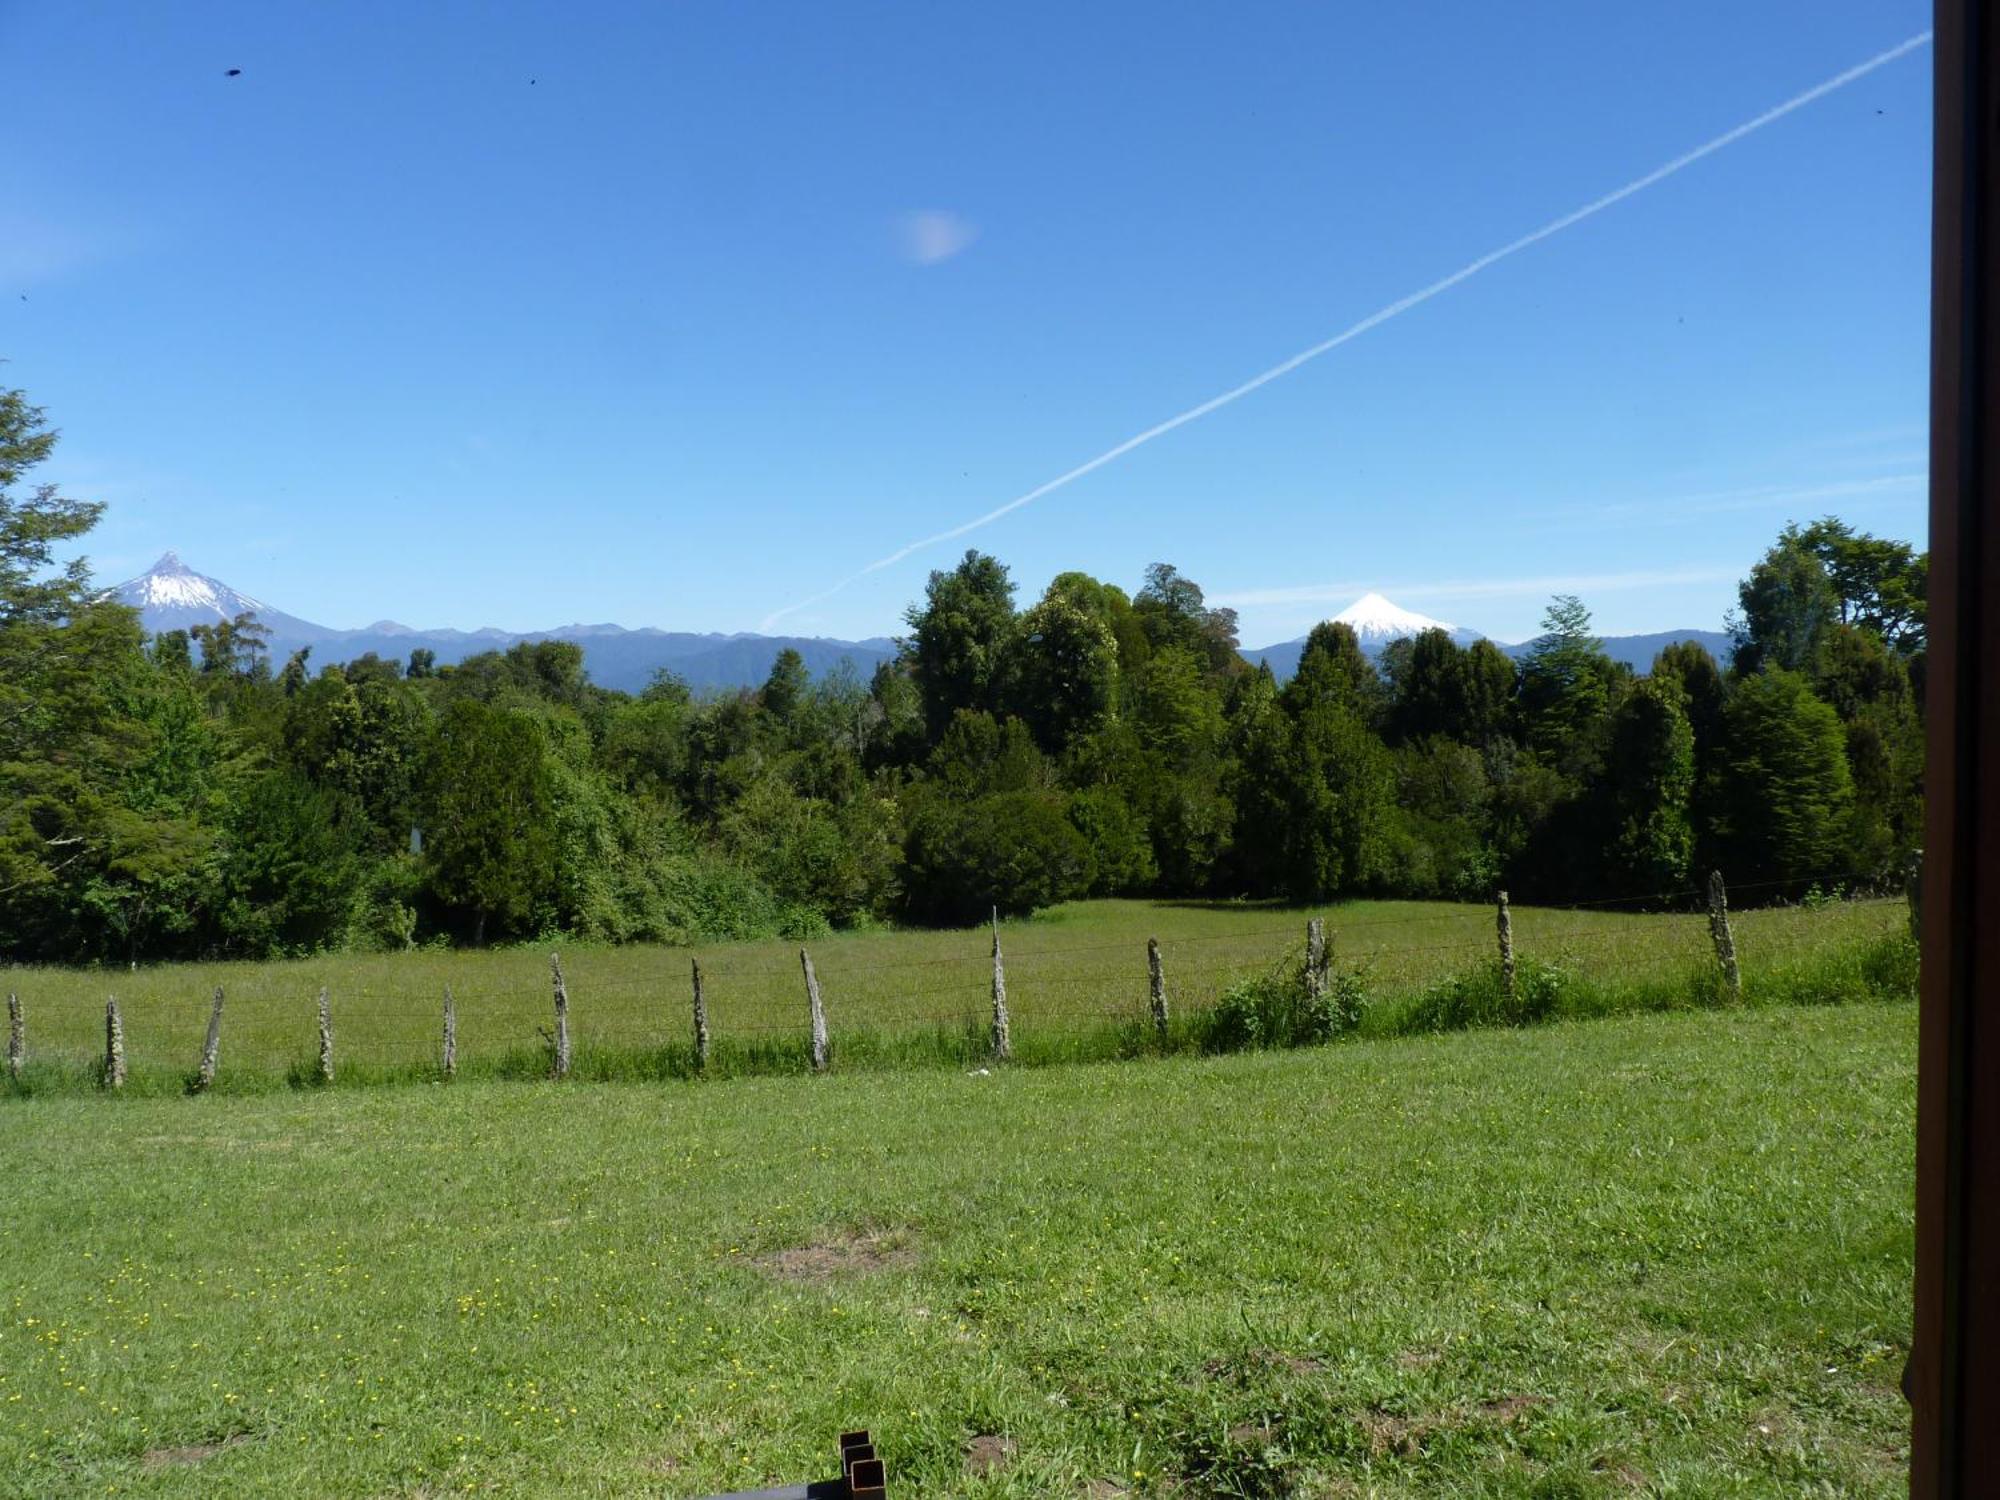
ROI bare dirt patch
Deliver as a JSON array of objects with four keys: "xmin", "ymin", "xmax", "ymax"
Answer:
[
  {"xmin": 1353, "ymin": 1394, "xmax": 1546, "ymax": 1458},
  {"xmin": 751, "ymin": 1226, "xmax": 916, "ymax": 1284},
  {"xmin": 964, "ymin": 1434, "xmax": 1017, "ymax": 1474},
  {"xmin": 141, "ymin": 1434, "xmax": 247, "ymax": 1469},
  {"xmin": 1202, "ymin": 1348, "xmax": 1328, "ymax": 1381}
]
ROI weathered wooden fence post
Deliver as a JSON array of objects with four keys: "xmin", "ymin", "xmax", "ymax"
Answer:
[
  {"xmin": 192, "ymin": 985, "xmax": 224, "ymax": 1094},
  {"xmin": 1305, "ymin": 916, "xmax": 1328, "ymax": 1001},
  {"xmin": 441, "ymin": 985, "xmax": 457, "ymax": 1080},
  {"xmin": 6, "ymin": 992, "xmax": 20, "ymax": 1083},
  {"xmin": 1907, "ymin": 847, "xmax": 1924, "ymax": 943},
  {"xmin": 316, "ymin": 986, "xmax": 334, "ymax": 1086},
  {"xmin": 104, "ymin": 996, "xmax": 126, "ymax": 1091},
  {"xmin": 1496, "ymin": 891, "xmax": 1516, "ymax": 1008},
  {"xmin": 801, "ymin": 948, "xmax": 829, "ymax": 1072},
  {"xmin": 692, "ymin": 958, "xmax": 710, "ymax": 1073},
  {"xmin": 550, "ymin": 953, "xmax": 572, "ymax": 1080},
  {"xmin": 1707, "ymin": 869, "xmax": 1742, "ymax": 1000},
  {"xmin": 1147, "ymin": 938, "xmax": 1169, "ymax": 1045},
  {"xmin": 990, "ymin": 908, "xmax": 1012, "ymax": 1063}
]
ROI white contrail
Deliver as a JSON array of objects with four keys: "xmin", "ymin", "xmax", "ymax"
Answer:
[{"xmin": 760, "ymin": 29, "xmax": 1932, "ymax": 631}]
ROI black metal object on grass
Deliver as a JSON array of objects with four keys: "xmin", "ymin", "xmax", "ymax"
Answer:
[{"xmin": 697, "ymin": 1430, "xmax": 886, "ymax": 1499}]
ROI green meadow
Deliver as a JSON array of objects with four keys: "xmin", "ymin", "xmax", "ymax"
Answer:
[
  {"xmin": 0, "ymin": 1000, "xmax": 1912, "ymax": 1497},
  {"xmin": 3, "ymin": 896, "xmax": 1909, "ymax": 1092}
]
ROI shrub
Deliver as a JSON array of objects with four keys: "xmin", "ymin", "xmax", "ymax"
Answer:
[
  {"xmin": 1403, "ymin": 957, "xmax": 1569, "ymax": 1032},
  {"xmin": 1201, "ymin": 963, "xmax": 1366, "ymax": 1053}
]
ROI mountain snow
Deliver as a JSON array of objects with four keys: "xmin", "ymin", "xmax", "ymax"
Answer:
[
  {"xmin": 112, "ymin": 551, "xmax": 271, "ymax": 621},
  {"xmin": 1328, "ymin": 592, "xmax": 1458, "ymax": 645}
]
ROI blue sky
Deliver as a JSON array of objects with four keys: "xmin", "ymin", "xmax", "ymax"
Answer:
[{"xmin": 1, "ymin": 1, "xmax": 1930, "ymax": 647}]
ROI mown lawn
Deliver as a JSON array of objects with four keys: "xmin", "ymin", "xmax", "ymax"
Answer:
[
  {"xmin": 0, "ymin": 999, "xmax": 1913, "ymax": 1497},
  {"xmin": 3, "ymin": 896, "xmax": 1905, "ymax": 1090}
]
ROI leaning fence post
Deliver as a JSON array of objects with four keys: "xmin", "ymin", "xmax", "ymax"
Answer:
[
  {"xmin": 316, "ymin": 986, "xmax": 334, "ymax": 1086},
  {"xmin": 990, "ymin": 908, "xmax": 1012, "ymax": 1063},
  {"xmin": 692, "ymin": 958, "xmax": 710, "ymax": 1073},
  {"xmin": 1147, "ymin": 938, "xmax": 1169, "ymax": 1045},
  {"xmin": 6, "ymin": 992, "xmax": 19, "ymax": 1083},
  {"xmin": 1907, "ymin": 847, "xmax": 1923, "ymax": 943},
  {"xmin": 192, "ymin": 985, "xmax": 224, "ymax": 1094},
  {"xmin": 1707, "ymin": 869, "xmax": 1742, "ymax": 1000},
  {"xmin": 1305, "ymin": 916, "xmax": 1328, "ymax": 1001},
  {"xmin": 801, "ymin": 948, "xmax": 829, "ymax": 1072},
  {"xmin": 105, "ymin": 996, "xmax": 126, "ymax": 1091},
  {"xmin": 550, "ymin": 953, "xmax": 572, "ymax": 1080},
  {"xmin": 441, "ymin": 985, "xmax": 457, "ymax": 1080},
  {"xmin": 1496, "ymin": 891, "xmax": 1516, "ymax": 1009}
]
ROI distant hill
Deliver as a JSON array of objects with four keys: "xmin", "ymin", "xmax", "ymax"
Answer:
[
  {"xmin": 107, "ymin": 553, "xmax": 897, "ymax": 694},
  {"xmin": 1498, "ymin": 628, "xmax": 1735, "ymax": 673},
  {"xmin": 1241, "ymin": 591, "xmax": 1733, "ymax": 679}
]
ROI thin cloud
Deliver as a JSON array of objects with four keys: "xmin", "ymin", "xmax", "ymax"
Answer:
[
  {"xmin": 1548, "ymin": 471, "xmax": 1925, "ymax": 527},
  {"xmin": 896, "ymin": 210, "xmax": 980, "ymax": 266},
  {"xmin": 1213, "ymin": 566, "xmax": 1743, "ymax": 611},
  {"xmin": 759, "ymin": 30, "xmax": 1932, "ymax": 632}
]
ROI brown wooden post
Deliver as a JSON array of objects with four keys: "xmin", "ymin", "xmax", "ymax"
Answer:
[
  {"xmin": 1496, "ymin": 892, "xmax": 1516, "ymax": 1008},
  {"xmin": 550, "ymin": 953, "xmax": 571, "ymax": 1080},
  {"xmin": 692, "ymin": 958, "xmax": 710, "ymax": 1072},
  {"xmin": 441, "ymin": 984, "xmax": 457, "ymax": 1080},
  {"xmin": 1306, "ymin": 916, "xmax": 1328, "ymax": 1001},
  {"xmin": 1147, "ymin": 938, "xmax": 1168, "ymax": 1044},
  {"xmin": 316, "ymin": 986, "xmax": 334, "ymax": 1086},
  {"xmin": 801, "ymin": 948, "xmax": 829, "ymax": 1072},
  {"xmin": 104, "ymin": 996, "xmax": 126, "ymax": 1091},
  {"xmin": 1707, "ymin": 870, "xmax": 1742, "ymax": 1000},
  {"xmin": 1909, "ymin": 846, "xmax": 1925, "ymax": 943},
  {"xmin": 1913, "ymin": 10, "xmax": 2000, "ymax": 1484},
  {"xmin": 5, "ymin": 991, "xmax": 19, "ymax": 1083},
  {"xmin": 990, "ymin": 908, "xmax": 1012, "ymax": 1062},
  {"xmin": 192, "ymin": 985, "xmax": 224, "ymax": 1094}
]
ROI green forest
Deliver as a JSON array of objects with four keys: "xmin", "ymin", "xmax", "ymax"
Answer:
[{"xmin": 0, "ymin": 387, "xmax": 1927, "ymax": 963}]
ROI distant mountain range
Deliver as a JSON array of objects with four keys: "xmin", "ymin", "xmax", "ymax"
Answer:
[
  {"xmin": 1240, "ymin": 591, "xmax": 1733, "ymax": 678},
  {"xmin": 111, "ymin": 553, "xmax": 1733, "ymax": 694},
  {"xmin": 110, "ymin": 553, "xmax": 897, "ymax": 694}
]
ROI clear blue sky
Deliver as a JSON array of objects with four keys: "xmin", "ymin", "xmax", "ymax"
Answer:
[{"xmin": 1, "ymin": 1, "xmax": 1930, "ymax": 647}]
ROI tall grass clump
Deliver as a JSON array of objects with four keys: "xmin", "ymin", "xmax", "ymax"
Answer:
[{"xmin": 1195, "ymin": 957, "xmax": 1366, "ymax": 1053}]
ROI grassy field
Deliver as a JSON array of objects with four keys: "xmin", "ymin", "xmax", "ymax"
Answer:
[
  {"xmin": 0, "ymin": 1000, "xmax": 1912, "ymax": 1497},
  {"xmin": 3, "ymin": 896, "xmax": 1909, "ymax": 1092}
]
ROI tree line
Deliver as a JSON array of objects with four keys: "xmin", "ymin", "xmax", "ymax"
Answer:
[{"xmin": 0, "ymin": 387, "xmax": 1926, "ymax": 961}]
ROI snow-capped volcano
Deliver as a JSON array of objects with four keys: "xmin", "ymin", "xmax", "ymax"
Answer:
[
  {"xmin": 1329, "ymin": 591, "xmax": 1459, "ymax": 647},
  {"xmin": 107, "ymin": 551, "xmax": 327, "ymax": 640}
]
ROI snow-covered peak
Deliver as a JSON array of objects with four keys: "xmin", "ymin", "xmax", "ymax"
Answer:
[
  {"xmin": 1329, "ymin": 592, "xmax": 1456, "ymax": 643},
  {"xmin": 112, "ymin": 552, "xmax": 269, "ymax": 622}
]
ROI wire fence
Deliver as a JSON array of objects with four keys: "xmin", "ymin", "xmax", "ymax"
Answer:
[{"xmin": 0, "ymin": 873, "xmax": 1916, "ymax": 1092}]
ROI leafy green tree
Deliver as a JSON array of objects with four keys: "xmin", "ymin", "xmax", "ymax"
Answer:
[
  {"xmin": 900, "ymin": 788, "xmax": 1093, "ymax": 924},
  {"xmin": 1709, "ymin": 669, "xmax": 1855, "ymax": 889},
  {"xmin": 1009, "ymin": 586, "xmax": 1119, "ymax": 752},
  {"xmin": 1814, "ymin": 624, "xmax": 1922, "ymax": 874},
  {"xmin": 925, "ymin": 710, "xmax": 1045, "ymax": 798},
  {"xmin": 1518, "ymin": 595, "xmax": 1625, "ymax": 775},
  {"xmin": 1134, "ymin": 562, "xmax": 1241, "ymax": 677},
  {"xmin": 1288, "ymin": 621, "xmax": 1381, "ymax": 724},
  {"xmin": 759, "ymin": 647, "xmax": 809, "ymax": 725},
  {"xmin": 418, "ymin": 698, "xmax": 557, "ymax": 944},
  {"xmin": 0, "ymin": 387, "xmax": 220, "ymax": 959},
  {"xmin": 1066, "ymin": 786, "xmax": 1156, "ymax": 894},
  {"xmin": 1044, "ymin": 571, "xmax": 1149, "ymax": 681},
  {"xmin": 903, "ymin": 550, "xmax": 1017, "ymax": 741},
  {"xmin": 217, "ymin": 771, "xmax": 366, "ymax": 952},
  {"xmin": 1732, "ymin": 525, "xmax": 1842, "ymax": 675},
  {"xmin": 1599, "ymin": 676, "xmax": 1696, "ymax": 895},
  {"xmin": 1384, "ymin": 737, "xmax": 1494, "ymax": 899},
  {"xmin": 1384, "ymin": 629, "xmax": 1514, "ymax": 746}
]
